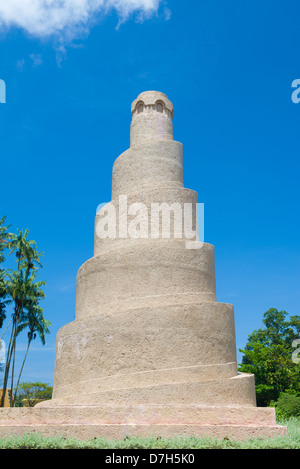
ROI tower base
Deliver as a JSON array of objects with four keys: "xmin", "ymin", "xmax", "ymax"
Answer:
[{"xmin": 0, "ymin": 404, "xmax": 286, "ymax": 442}]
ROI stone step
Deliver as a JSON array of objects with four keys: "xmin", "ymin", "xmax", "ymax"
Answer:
[
  {"xmin": 0, "ymin": 421, "xmax": 287, "ymax": 442},
  {"xmin": 0, "ymin": 404, "xmax": 287, "ymax": 441},
  {"xmin": 0, "ymin": 404, "xmax": 279, "ymax": 426}
]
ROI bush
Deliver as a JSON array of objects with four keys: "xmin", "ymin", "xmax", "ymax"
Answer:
[{"xmin": 274, "ymin": 392, "xmax": 300, "ymax": 420}]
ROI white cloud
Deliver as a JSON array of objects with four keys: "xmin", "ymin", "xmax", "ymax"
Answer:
[
  {"xmin": 30, "ymin": 53, "xmax": 43, "ymax": 66},
  {"xmin": 16, "ymin": 58, "xmax": 25, "ymax": 70},
  {"xmin": 164, "ymin": 6, "xmax": 171, "ymax": 21},
  {"xmin": 0, "ymin": 0, "xmax": 162, "ymax": 39}
]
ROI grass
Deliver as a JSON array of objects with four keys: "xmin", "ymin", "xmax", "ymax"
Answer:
[{"xmin": 0, "ymin": 418, "xmax": 299, "ymax": 449}]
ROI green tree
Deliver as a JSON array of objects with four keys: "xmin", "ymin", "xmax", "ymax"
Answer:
[
  {"xmin": 239, "ymin": 308, "xmax": 300, "ymax": 406},
  {"xmin": 0, "ymin": 216, "xmax": 11, "ymax": 329},
  {"xmin": 273, "ymin": 391, "xmax": 300, "ymax": 420},
  {"xmin": 13, "ymin": 306, "xmax": 51, "ymax": 403},
  {"xmin": 14, "ymin": 381, "xmax": 53, "ymax": 407},
  {"xmin": 0, "ymin": 228, "xmax": 49, "ymax": 407}
]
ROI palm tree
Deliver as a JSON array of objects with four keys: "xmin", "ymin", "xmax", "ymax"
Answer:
[
  {"xmin": 13, "ymin": 304, "xmax": 51, "ymax": 404},
  {"xmin": 0, "ymin": 216, "xmax": 12, "ymax": 329},
  {"xmin": 0, "ymin": 229, "xmax": 47, "ymax": 407},
  {"xmin": 8, "ymin": 228, "xmax": 43, "ymax": 274},
  {"xmin": 7, "ymin": 269, "xmax": 47, "ymax": 406}
]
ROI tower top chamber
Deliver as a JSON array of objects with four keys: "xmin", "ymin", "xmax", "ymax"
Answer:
[{"xmin": 130, "ymin": 91, "xmax": 174, "ymax": 147}]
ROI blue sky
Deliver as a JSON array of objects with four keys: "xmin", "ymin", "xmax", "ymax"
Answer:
[{"xmin": 0, "ymin": 0, "xmax": 299, "ymax": 386}]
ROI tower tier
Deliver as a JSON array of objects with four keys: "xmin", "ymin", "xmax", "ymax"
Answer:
[
  {"xmin": 77, "ymin": 241, "xmax": 216, "ymax": 320},
  {"xmin": 51, "ymin": 302, "xmax": 252, "ymax": 406}
]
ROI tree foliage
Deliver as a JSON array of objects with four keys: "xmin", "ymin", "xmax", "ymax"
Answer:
[
  {"xmin": 0, "ymin": 218, "xmax": 51, "ymax": 407},
  {"xmin": 239, "ymin": 308, "xmax": 300, "ymax": 407},
  {"xmin": 14, "ymin": 381, "xmax": 53, "ymax": 407},
  {"xmin": 0, "ymin": 216, "xmax": 11, "ymax": 329},
  {"xmin": 273, "ymin": 391, "xmax": 300, "ymax": 420}
]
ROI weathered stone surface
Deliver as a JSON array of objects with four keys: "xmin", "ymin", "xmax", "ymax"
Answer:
[{"xmin": 0, "ymin": 405, "xmax": 287, "ymax": 441}]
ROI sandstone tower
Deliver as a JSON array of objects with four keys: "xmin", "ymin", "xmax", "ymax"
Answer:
[
  {"xmin": 0, "ymin": 92, "xmax": 286, "ymax": 440},
  {"xmin": 51, "ymin": 91, "xmax": 257, "ymax": 407}
]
